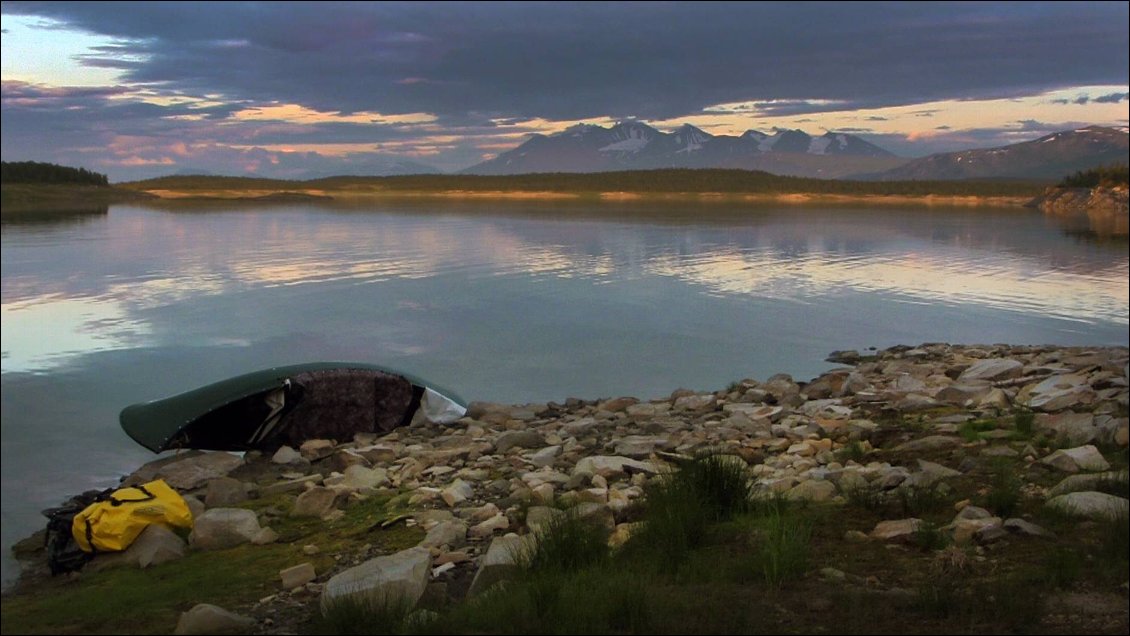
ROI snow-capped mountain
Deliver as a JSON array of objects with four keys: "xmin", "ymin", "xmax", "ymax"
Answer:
[
  {"xmin": 876, "ymin": 126, "xmax": 1129, "ymax": 181},
  {"xmin": 464, "ymin": 121, "xmax": 903, "ymax": 177}
]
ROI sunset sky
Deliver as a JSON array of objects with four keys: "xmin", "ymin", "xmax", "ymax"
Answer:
[{"xmin": 2, "ymin": 1, "xmax": 1127, "ymax": 180}]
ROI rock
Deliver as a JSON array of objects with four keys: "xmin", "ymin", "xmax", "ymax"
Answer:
[
  {"xmin": 99, "ymin": 524, "xmax": 187, "ymax": 569},
  {"xmin": 978, "ymin": 388, "xmax": 1011, "ymax": 410},
  {"xmin": 321, "ymin": 547, "xmax": 432, "ymax": 612},
  {"xmin": 1046, "ymin": 491, "xmax": 1129, "ymax": 520},
  {"xmin": 280, "ymin": 562, "xmax": 317, "ymax": 589},
  {"xmin": 598, "ymin": 397, "xmax": 639, "ymax": 412},
  {"xmin": 419, "ymin": 520, "xmax": 468, "ymax": 549},
  {"xmin": 1035, "ymin": 413, "xmax": 1097, "ymax": 446},
  {"xmin": 190, "ymin": 508, "xmax": 261, "ymax": 550},
  {"xmin": 204, "ymin": 477, "xmax": 248, "ymax": 508},
  {"xmin": 906, "ymin": 459, "xmax": 962, "ymax": 487},
  {"xmin": 342, "ymin": 465, "xmax": 390, "ymax": 490},
  {"xmin": 572, "ymin": 503, "xmax": 616, "ymax": 531},
  {"xmin": 1041, "ymin": 445, "xmax": 1111, "ymax": 473},
  {"xmin": 442, "ymin": 479, "xmax": 474, "ymax": 507},
  {"xmin": 1003, "ymin": 518, "xmax": 1056, "ymax": 539},
  {"xmin": 1047, "ymin": 471, "xmax": 1128, "ymax": 498},
  {"xmin": 183, "ymin": 495, "xmax": 206, "ymax": 522},
  {"xmin": 613, "ymin": 436, "xmax": 671, "ymax": 459},
  {"xmin": 495, "ymin": 431, "xmax": 545, "ymax": 453},
  {"xmin": 292, "ymin": 487, "xmax": 340, "ymax": 518},
  {"xmin": 562, "ymin": 418, "xmax": 598, "ymax": 436},
  {"xmin": 525, "ymin": 506, "xmax": 565, "ymax": 534},
  {"xmin": 130, "ymin": 452, "xmax": 244, "ymax": 491},
  {"xmin": 870, "ymin": 518, "xmax": 922, "ymax": 542},
  {"xmin": 954, "ymin": 505, "xmax": 993, "ymax": 520},
  {"xmin": 722, "ymin": 404, "xmax": 783, "ymax": 421},
  {"xmin": 959, "ymin": 359, "xmax": 1024, "ymax": 382},
  {"xmin": 785, "ymin": 480, "xmax": 837, "ymax": 502},
  {"xmin": 948, "ymin": 517, "xmax": 1002, "ymax": 545},
  {"xmin": 330, "ymin": 449, "xmax": 371, "ymax": 472},
  {"xmin": 935, "ymin": 382, "xmax": 992, "ymax": 406},
  {"xmin": 528, "ymin": 446, "xmax": 561, "ymax": 467},
  {"xmin": 893, "ymin": 436, "xmax": 961, "ymax": 452},
  {"xmin": 469, "ymin": 514, "xmax": 510, "ymax": 539},
  {"xmin": 674, "ymin": 394, "xmax": 715, "ymax": 411},
  {"xmin": 893, "ymin": 394, "xmax": 940, "ymax": 411},
  {"xmin": 252, "ymin": 527, "xmax": 279, "ymax": 545},
  {"xmin": 573, "ymin": 456, "xmax": 658, "ymax": 479},
  {"xmin": 1023, "ymin": 374, "xmax": 1095, "ymax": 411},
  {"xmin": 608, "ymin": 523, "xmax": 640, "ymax": 548},
  {"xmin": 271, "ymin": 446, "xmax": 306, "ymax": 465},
  {"xmin": 626, "ymin": 403, "xmax": 669, "ymax": 418},
  {"xmin": 467, "ymin": 534, "xmax": 537, "ymax": 597},
  {"xmin": 299, "ymin": 439, "xmax": 336, "ymax": 460},
  {"xmin": 174, "ymin": 603, "xmax": 256, "ymax": 635},
  {"xmin": 261, "ymin": 474, "xmax": 322, "ymax": 496}
]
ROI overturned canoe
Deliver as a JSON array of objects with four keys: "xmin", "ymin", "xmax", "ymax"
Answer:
[{"xmin": 120, "ymin": 363, "xmax": 466, "ymax": 453}]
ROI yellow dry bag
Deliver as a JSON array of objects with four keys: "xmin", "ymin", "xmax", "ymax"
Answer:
[{"xmin": 72, "ymin": 479, "xmax": 194, "ymax": 553}]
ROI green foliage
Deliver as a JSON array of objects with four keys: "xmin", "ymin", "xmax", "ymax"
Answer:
[
  {"xmin": 837, "ymin": 439, "xmax": 868, "ymax": 462},
  {"xmin": 982, "ymin": 459, "xmax": 1022, "ymax": 518},
  {"xmin": 317, "ymin": 594, "xmax": 414, "ymax": 635},
  {"xmin": 957, "ymin": 419, "xmax": 998, "ymax": 442},
  {"xmin": 1059, "ymin": 162, "xmax": 1129, "ymax": 188},
  {"xmin": 1, "ymin": 161, "xmax": 109, "ymax": 186},
  {"xmin": 520, "ymin": 509, "xmax": 609, "ymax": 574},
  {"xmin": 755, "ymin": 506, "xmax": 812, "ymax": 587},
  {"xmin": 1012, "ymin": 410, "xmax": 1034, "ymax": 436},
  {"xmin": 912, "ymin": 520, "xmax": 950, "ymax": 552},
  {"xmin": 1041, "ymin": 547, "xmax": 1083, "ymax": 588},
  {"xmin": 897, "ymin": 483, "xmax": 950, "ymax": 517}
]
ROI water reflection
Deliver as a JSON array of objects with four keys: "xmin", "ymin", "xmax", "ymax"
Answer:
[
  {"xmin": 2, "ymin": 200, "xmax": 1128, "ymax": 589},
  {"xmin": 1045, "ymin": 208, "xmax": 1130, "ymax": 244},
  {"xmin": 0, "ymin": 206, "xmax": 108, "ymax": 227}
]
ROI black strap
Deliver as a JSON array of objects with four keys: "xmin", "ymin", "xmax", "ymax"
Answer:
[
  {"xmin": 107, "ymin": 484, "xmax": 155, "ymax": 507},
  {"xmin": 85, "ymin": 519, "xmax": 98, "ymax": 554}
]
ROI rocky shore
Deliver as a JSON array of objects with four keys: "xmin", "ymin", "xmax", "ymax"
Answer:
[
  {"xmin": 6, "ymin": 343, "xmax": 1129, "ymax": 635},
  {"xmin": 1030, "ymin": 185, "xmax": 1130, "ymax": 215}
]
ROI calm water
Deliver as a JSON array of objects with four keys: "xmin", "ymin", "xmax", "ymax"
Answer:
[{"xmin": 2, "ymin": 201, "xmax": 1127, "ymax": 586}]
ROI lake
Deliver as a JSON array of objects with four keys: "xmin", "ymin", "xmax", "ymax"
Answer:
[{"xmin": 2, "ymin": 200, "xmax": 1127, "ymax": 586}]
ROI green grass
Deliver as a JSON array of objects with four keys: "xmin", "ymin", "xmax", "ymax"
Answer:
[{"xmin": 982, "ymin": 459, "xmax": 1023, "ymax": 518}]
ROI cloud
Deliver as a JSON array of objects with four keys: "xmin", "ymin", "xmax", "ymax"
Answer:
[
  {"xmin": 4, "ymin": 2, "xmax": 1127, "ymax": 122},
  {"xmin": 1094, "ymin": 92, "xmax": 1129, "ymax": 103}
]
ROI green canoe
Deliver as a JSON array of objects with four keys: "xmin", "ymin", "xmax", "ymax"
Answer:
[{"xmin": 120, "ymin": 362, "xmax": 466, "ymax": 453}]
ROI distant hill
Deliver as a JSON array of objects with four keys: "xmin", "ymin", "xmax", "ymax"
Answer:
[
  {"xmin": 464, "ymin": 121, "xmax": 906, "ymax": 179},
  {"xmin": 875, "ymin": 126, "xmax": 1129, "ymax": 181}
]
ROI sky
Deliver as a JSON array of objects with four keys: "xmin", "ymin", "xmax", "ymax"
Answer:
[{"xmin": 1, "ymin": 1, "xmax": 1127, "ymax": 181}]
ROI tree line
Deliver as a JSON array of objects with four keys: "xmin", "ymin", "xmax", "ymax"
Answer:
[
  {"xmin": 1, "ymin": 161, "xmax": 109, "ymax": 186},
  {"xmin": 1058, "ymin": 163, "xmax": 1129, "ymax": 188}
]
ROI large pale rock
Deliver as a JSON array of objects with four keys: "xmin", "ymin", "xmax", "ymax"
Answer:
[
  {"xmin": 870, "ymin": 518, "xmax": 922, "ymax": 542},
  {"xmin": 467, "ymin": 534, "xmax": 537, "ymax": 597},
  {"xmin": 442, "ymin": 479, "xmax": 474, "ymax": 507},
  {"xmin": 1041, "ymin": 445, "xmax": 1111, "ymax": 473},
  {"xmin": 562, "ymin": 418, "xmax": 598, "ymax": 436},
  {"xmin": 130, "ymin": 524, "xmax": 188, "ymax": 568},
  {"xmin": 321, "ymin": 547, "xmax": 432, "ymax": 612},
  {"xmin": 626, "ymin": 403, "xmax": 669, "ymax": 418},
  {"xmin": 613, "ymin": 436, "xmax": 671, "ymax": 459},
  {"xmin": 280, "ymin": 562, "xmax": 317, "ymax": 589},
  {"xmin": 1046, "ymin": 491, "xmax": 1129, "ymax": 520},
  {"xmin": 299, "ymin": 439, "xmax": 336, "ymax": 460},
  {"xmin": 271, "ymin": 446, "xmax": 305, "ymax": 465},
  {"xmin": 1047, "ymin": 471, "xmax": 1128, "ymax": 498},
  {"xmin": 959, "ymin": 359, "xmax": 1024, "ymax": 382},
  {"xmin": 174, "ymin": 603, "xmax": 256, "ymax": 635},
  {"xmin": 1035, "ymin": 413, "xmax": 1097, "ymax": 446},
  {"xmin": 1003, "ymin": 518, "xmax": 1056, "ymax": 539},
  {"xmin": 525, "ymin": 506, "xmax": 565, "ymax": 534},
  {"xmin": 129, "ymin": 452, "xmax": 244, "ymax": 491},
  {"xmin": 674, "ymin": 394, "xmax": 715, "ymax": 411},
  {"xmin": 292, "ymin": 487, "xmax": 340, "ymax": 518},
  {"xmin": 469, "ymin": 513, "xmax": 510, "ymax": 538},
  {"xmin": 419, "ymin": 520, "xmax": 468, "ymax": 549},
  {"xmin": 722, "ymin": 404, "xmax": 783, "ymax": 421},
  {"xmin": 495, "ymin": 431, "xmax": 545, "ymax": 453},
  {"xmin": 261, "ymin": 474, "xmax": 322, "ymax": 497},
  {"xmin": 573, "ymin": 456, "xmax": 658, "ymax": 478},
  {"xmin": 190, "ymin": 508, "xmax": 261, "ymax": 550},
  {"xmin": 785, "ymin": 480, "xmax": 837, "ymax": 502},
  {"xmin": 905, "ymin": 459, "xmax": 961, "ymax": 488},
  {"xmin": 947, "ymin": 517, "xmax": 1002, "ymax": 545},
  {"xmin": 935, "ymin": 382, "xmax": 992, "ymax": 406},
  {"xmin": 528, "ymin": 446, "xmax": 561, "ymax": 467},
  {"xmin": 342, "ymin": 465, "xmax": 390, "ymax": 490},
  {"xmin": 1023, "ymin": 374, "xmax": 1095, "ymax": 411},
  {"xmin": 204, "ymin": 477, "xmax": 248, "ymax": 508}
]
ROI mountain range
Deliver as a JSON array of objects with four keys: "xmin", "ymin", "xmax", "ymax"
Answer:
[
  {"xmin": 464, "ymin": 121, "xmax": 904, "ymax": 179},
  {"xmin": 461, "ymin": 122, "xmax": 1128, "ymax": 181}
]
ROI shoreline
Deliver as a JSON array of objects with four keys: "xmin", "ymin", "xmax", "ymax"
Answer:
[
  {"xmin": 4, "ymin": 342, "xmax": 1127, "ymax": 634},
  {"xmin": 134, "ymin": 187, "xmax": 1033, "ymax": 207}
]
